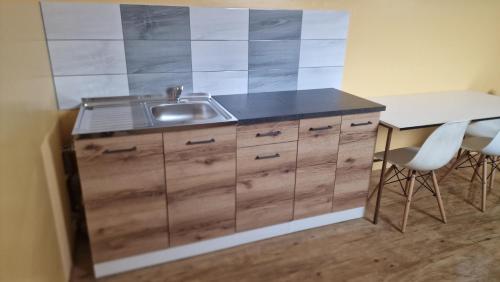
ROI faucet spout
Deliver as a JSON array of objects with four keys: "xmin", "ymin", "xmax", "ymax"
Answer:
[{"xmin": 166, "ymin": 85, "xmax": 183, "ymax": 102}]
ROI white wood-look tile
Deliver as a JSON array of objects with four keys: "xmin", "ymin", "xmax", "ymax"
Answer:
[
  {"xmin": 41, "ymin": 3, "xmax": 123, "ymax": 40},
  {"xmin": 54, "ymin": 75, "xmax": 129, "ymax": 109},
  {"xmin": 299, "ymin": 40, "xmax": 347, "ymax": 67},
  {"xmin": 297, "ymin": 67, "xmax": 343, "ymax": 90},
  {"xmin": 301, "ymin": 11, "xmax": 350, "ymax": 39},
  {"xmin": 48, "ymin": 41, "xmax": 127, "ymax": 76},
  {"xmin": 193, "ymin": 71, "xmax": 248, "ymax": 95},
  {"xmin": 191, "ymin": 41, "xmax": 248, "ymax": 71},
  {"xmin": 190, "ymin": 7, "xmax": 249, "ymax": 40}
]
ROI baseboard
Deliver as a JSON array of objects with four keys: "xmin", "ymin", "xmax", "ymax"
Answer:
[{"xmin": 94, "ymin": 207, "xmax": 365, "ymax": 278}]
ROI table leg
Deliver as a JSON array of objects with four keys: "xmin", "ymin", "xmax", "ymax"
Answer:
[{"xmin": 373, "ymin": 125, "xmax": 393, "ymax": 224}]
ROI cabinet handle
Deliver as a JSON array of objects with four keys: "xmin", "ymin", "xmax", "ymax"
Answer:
[
  {"xmin": 255, "ymin": 153, "xmax": 280, "ymax": 160},
  {"xmin": 351, "ymin": 121, "xmax": 372, "ymax": 127},
  {"xmin": 256, "ymin": 130, "xmax": 281, "ymax": 137},
  {"xmin": 103, "ymin": 146, "xmax": 137, "ymax": 154},
  {"xmin": 186, "ymin": 138, "xmax": 215, "ymax": 145},
  {"xmin": 309, "ymin": 125, "xmax": 333, "ymax": 131}
]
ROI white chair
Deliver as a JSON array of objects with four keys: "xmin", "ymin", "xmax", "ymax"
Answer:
[
  {"xmin": 447, "ymin": 131, "xmax": 500, "ymax": 211},
  {"xmin": 373, "ymin": 120, "xmax": 470, "ymax": 232}
]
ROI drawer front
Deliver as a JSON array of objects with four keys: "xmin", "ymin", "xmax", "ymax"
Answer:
[
  {"xmin": 164, "ymin": 126, "xmax": 236, "ymax": 246},
  {"xmin": 340, "ymin": 112, "xmax": 380, "ymax": 133},
  {"xmin": 236, "ymin": 141, "xmax": 297, "ymax": 231},
  {"xmin": 294, "ymin": 163, "xmax": 336, "ymax": 219},
  {"xmin": 237, "ymin": 120, "xmax": 298, "ymax": 148},
  {"xmin": 75, "ymin": 133, "xmax": 168, "ymax": 262},
  {"xmin": 333, "ymin": 113, "xmax": 379, "ymax": 211},
  {"xmin": 297, "ymin": 116, "xmax": 341, "ymax": 167}
]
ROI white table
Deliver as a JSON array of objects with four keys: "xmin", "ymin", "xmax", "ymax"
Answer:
[{"xmin": 368, "ymin": 91, "xmax": 500, "ymax": 223}]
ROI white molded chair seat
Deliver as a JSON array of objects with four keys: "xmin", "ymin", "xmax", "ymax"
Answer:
[
  {"xmin": 377, "ymin": 121, "xmax": 470, "ymax": 172},
  {"xmin": 466, "ymin": 119, "xmax": 500, "ymax": 138},
  {"xmin": 374, "ymin": 147, "xmax": 418, "ymax": 168},
  {"xmin": 461, "ymin": 136, "xmax": 496, "ymax": 154}
]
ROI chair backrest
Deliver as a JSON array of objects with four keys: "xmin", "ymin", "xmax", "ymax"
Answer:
[
  {"xmin": 482, "ymin": 131, "xmax": 500, "ymax": 156},
  {"xmin": 466, "ymin": 118, "xmax": 500, "ymax": 138},
  {"xmin": 406, "ymin": 120, "xmax": 470, "ymax": 171}
]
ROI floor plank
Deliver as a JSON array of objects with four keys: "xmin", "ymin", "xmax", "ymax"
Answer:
[{"xmin": 71, "ymin": 166, "xmax": 500, "ymax": 282}]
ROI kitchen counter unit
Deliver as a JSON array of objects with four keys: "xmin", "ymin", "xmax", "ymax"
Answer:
[
  {"xmin": 214, "ymin": 88, "xmax": 385, "ymax": 124},
  {"xmin": 73, "ymin": 88, "xmax": 385, "ymax": 278}
]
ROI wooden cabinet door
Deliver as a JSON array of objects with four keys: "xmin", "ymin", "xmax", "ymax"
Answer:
[
  {"xmin": 236, "ymin": 141, "xmax": 297, "ymax": 231},
  {"xmin": 75, "ymin": 133, "xmax": 168, "ymax": 263},
  {"xmin": 294, "ymin": 116, "xmax": 341, "ymax": 219},
  {"xmin": 164, "ymin": 126, "xmax": 236, "ymax": 246},
  {"xmin": 333, "ymin": 113, "xmax": 379, "ymax": 212}
]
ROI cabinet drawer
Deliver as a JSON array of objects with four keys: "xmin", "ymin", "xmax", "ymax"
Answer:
[
  {"xmin": 294, "ymin": 163, "xmax": 336, "ymax": 219},
  {"xmin": 333, "ymin": 113, "xmax": 379, "ymax": 211},
  {"xmin": 236, "ymin": 141, "xmax": 297, "ymax": 231},
  {"xmin": 164, "ymin": 126, "xmax": 236, "ymax": 246},
  {"xmin": 164, "ymin": 125, "xmax": 235, "ymax": 154},
  {"xmin": 75, "ymin": 133, "xmax": 168, "ymax": 262},
  {"xmin": 237, "ymin": 120, "xmax": 298, "ymax": 148},
  {"xmin": 297, "ymin": 116, "xmax": 341, "ymax": 167},
  {"xmin": 340, "ymin": 112, "xmax": 379, "ymax": 133}
]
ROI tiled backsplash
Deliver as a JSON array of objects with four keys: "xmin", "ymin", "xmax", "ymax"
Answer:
[{"xmin": 41, "ymin": 3, "xmax": 349, "ymax": 109}]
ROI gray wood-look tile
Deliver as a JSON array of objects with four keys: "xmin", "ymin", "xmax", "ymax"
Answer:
[
  {"xmin": 301, "ymin": 10, "xmax": 350, "ymax": 39},
  {"xmin": 54, "ymin": 75, "xmax": 129, "ymax": 109},
  {"xmin": 48, "ymin": 41, "xmax": 127, "ymax": 76},
  {"xmin": 299, "ymin": 40, "xmax": 347, "ymax": 68},
  {"xmin": 41, "ymin": 3, "xmax": 123, "ymax": 40},
  {"xmin": 297, "ymin": 67, "xmax": 343, "ymax": 90},
  {"xmin": 191, "ymin": 41, "xmax": 248, "ymax": 71},
  {"xmin": 128, "ymin": 73, "xmax": 193, "ymax": 95},
  {"xmin": 249, "ymin": 40, "xmax": 300, "ymax": 71},
  {"xmin": 248, "ymin": 69, "xmax": 298, "ymax": 93},
  {"xmin": 124, "ymin": 40, "xmax": 191, "ymax": 74},
  {"xmin": 190, "ymin": 7, "xmax": 249, "ymax": 40},
  {"xmin": 121, "ymin": 5, "xmax": 190, "ymax": 40},
  {"xmin": 249, "ymin": 9, "xmax": 302, "ymax": 40},
  {"xmin": 193, "ymin": 71, "xmax": 248, "ymax": 95}
]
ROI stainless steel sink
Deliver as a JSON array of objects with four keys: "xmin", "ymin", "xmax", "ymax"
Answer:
[
  {"xmin": 147, "ymin": 99, "xmax": 237, "ymax": 126},
  {"xmin": 72, "ymin": 94, "xmax": 237, "ymax": 136}
]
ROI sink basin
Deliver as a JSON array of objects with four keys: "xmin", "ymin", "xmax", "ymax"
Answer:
[{"xmin": 148, "ymin": 100, "xmax": 236, "ymax": 126}]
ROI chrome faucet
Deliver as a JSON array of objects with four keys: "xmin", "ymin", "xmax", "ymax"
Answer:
[{"xmin": 166, "ymin": 85, "xmax": 183, "ymax": 102}]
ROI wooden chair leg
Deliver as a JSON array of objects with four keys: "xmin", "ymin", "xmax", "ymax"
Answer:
[
  {"xmin": 401, "ymin": 170, "xmax": 416, "ymax": 233},
  {"xmin": 482, "ymin": 156, "xmax": 488, "ymax": 212},
  {"xmin": 403, "ymin": 169, "xmax": 411, "ymax": 196},
  {"xmin": 456, "ymin": 148, "xmax": 463, "ymax": 161},
  {"xmin": 489, "ymin": 156, "xmax": 497, "ymax": 192},
  {"xmin": 431, "ymin": 170, "xmax": 447, "ymax": 223},
  {"xmin": 471, "ymin": 154, "xmax": 485, "ymax": 183},
  {"xmin": 440, "ymin": 150, "xmax": 469, "ymax": 182},
  {"xmin": 368, "ymin": 164, "xmax": 396, "ymax": 201}
]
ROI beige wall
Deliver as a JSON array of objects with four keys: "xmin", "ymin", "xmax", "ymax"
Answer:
[
  {"xmin": 1, "ymin": 0, "xmax": 499, "ymax": 281},
  {"xmin": 0, "ymin": 1, "xmax": 72, "ymax": 281}
]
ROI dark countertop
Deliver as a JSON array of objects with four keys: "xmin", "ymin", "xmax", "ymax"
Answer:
[{"xmin": 213, "ymin": 88, "xmax": 386, "ymax": 124}]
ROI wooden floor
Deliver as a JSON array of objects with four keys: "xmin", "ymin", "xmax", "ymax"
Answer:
[{"xmin": 71, "ymin": 166, "xmax": 500, "ymax": 282}]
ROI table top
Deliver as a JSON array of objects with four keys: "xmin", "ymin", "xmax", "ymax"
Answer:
[{"xmin": 369, "ymin": 91, "xmax": 500, "ymax": 130}]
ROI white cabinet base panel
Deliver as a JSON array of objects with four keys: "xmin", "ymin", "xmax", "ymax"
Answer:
[{"xmin": 94, "ymin": 207, "xmax": 365, "ymax": 278}]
